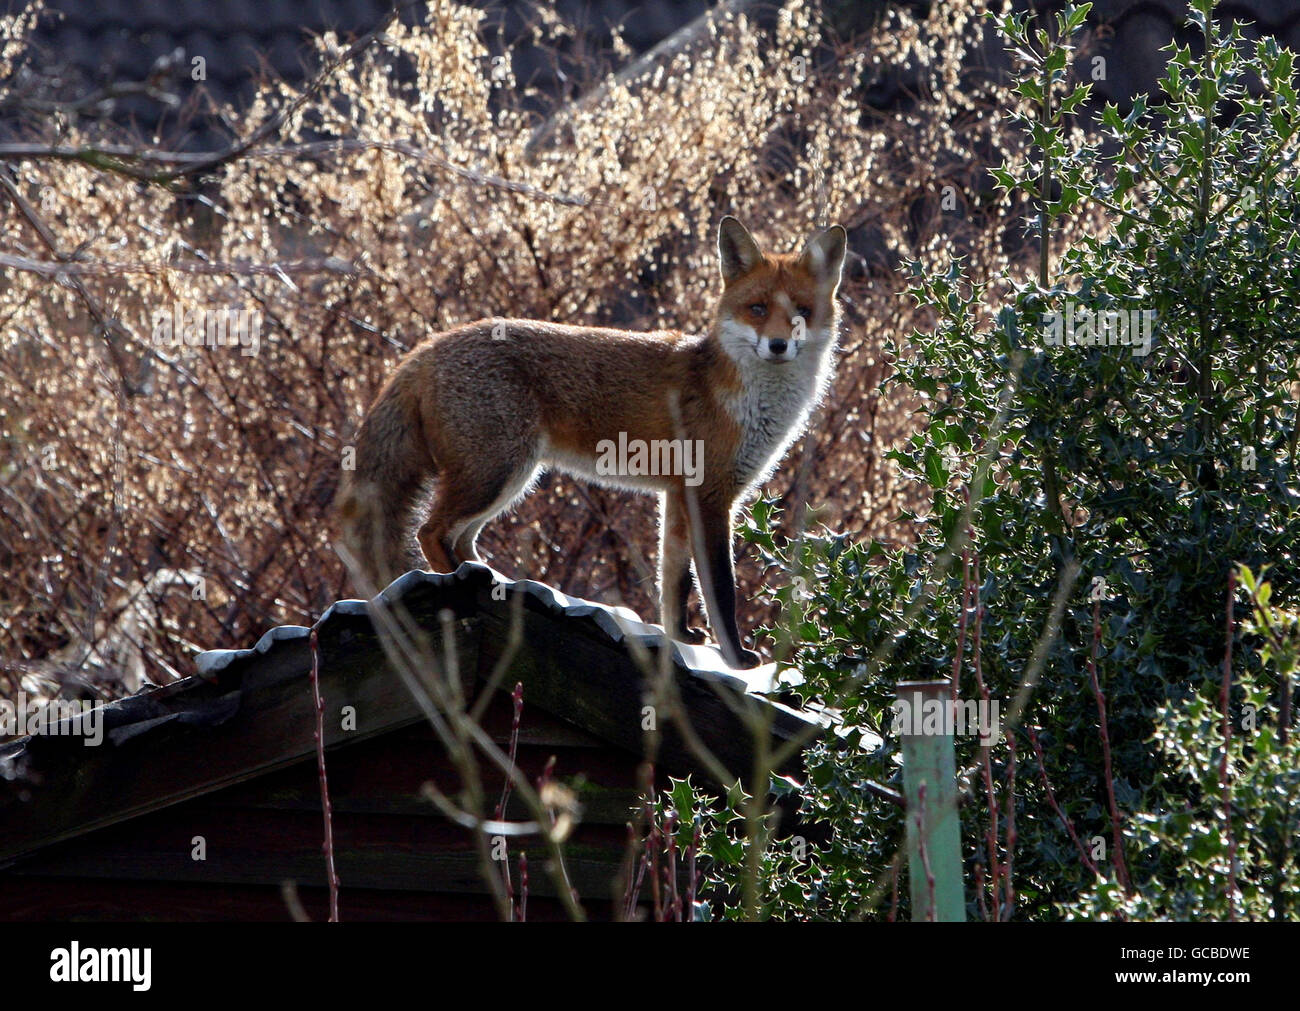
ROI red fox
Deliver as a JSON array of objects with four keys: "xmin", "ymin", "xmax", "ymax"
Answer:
[{"xmin": 337, "ymin": 217, "xmax": 846, "ymax": 668}]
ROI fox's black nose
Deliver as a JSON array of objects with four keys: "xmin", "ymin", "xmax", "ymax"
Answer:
[{"xmin": 769, "ymin": 338, "xmax": 788, "ymax": 355}]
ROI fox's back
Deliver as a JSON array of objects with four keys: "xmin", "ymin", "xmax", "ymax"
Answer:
[{"xmin": 412, "ymin": 318, "xmax": 737, "ymax": 444}]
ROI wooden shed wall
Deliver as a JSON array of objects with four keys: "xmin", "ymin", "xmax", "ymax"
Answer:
[{"xmin": 0, "ymin": 694, "xmax": 654, "ymax": 921}]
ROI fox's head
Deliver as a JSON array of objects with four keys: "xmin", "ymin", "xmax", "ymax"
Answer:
[{"xmin": 713, "ymin": 216, "xmax": 847, "ymax": 365}]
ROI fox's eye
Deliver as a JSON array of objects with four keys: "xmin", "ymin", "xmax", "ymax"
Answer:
[
  {"xmin": 749, "ymin": 303, "xmax": 768, "ymax": 317},
  {"xmin": 796, "ymin": 306, "xmax": 812, "ymax": 320}
]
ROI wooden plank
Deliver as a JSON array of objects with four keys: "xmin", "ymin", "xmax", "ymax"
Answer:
[
  {"xmin": 195, "ymin": 728, "xmax": 645, "ymax": 824},
  {"xmin": 7, "ymin": 804, "xmax": 633, "ymax": 901}
]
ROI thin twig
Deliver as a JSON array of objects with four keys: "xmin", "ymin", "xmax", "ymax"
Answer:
[
  {"xmin": 1087, "ymin": 598, "xmax": 1131, "ymax": 893},
  {"xmin": 309, "ymin": 629, "xmax": 341, "ymax": 922},
  {"xmin": 1221, "ymin": 567, "xmax": 1237, "ymax": 921}
]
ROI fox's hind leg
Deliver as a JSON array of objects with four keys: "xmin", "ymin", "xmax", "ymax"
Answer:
[
  {"xmin": 450, "ymin": 461, "xmax": 541, "ymax": 563},
  {"xmin": 417, "ymin": 450, "xmax": 540, "ymax": 573}
]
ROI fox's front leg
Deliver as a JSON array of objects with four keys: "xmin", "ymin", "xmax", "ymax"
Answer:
[
  {"xmin": 682, "ymin": 492, "xmax": 761, "ymax": 669},
  {"xmin": 660, "ymin": 493, "xmax": 707, "ymax": 644}
]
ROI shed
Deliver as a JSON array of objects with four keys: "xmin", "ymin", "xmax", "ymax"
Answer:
[{"xmin": 0, "ymin": 563, "xmax": 839, "ymax": 921}]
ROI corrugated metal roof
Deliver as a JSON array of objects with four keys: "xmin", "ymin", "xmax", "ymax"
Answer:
[{"xmin": 196, "ymin": 560, "xmax": 805, "ymax": 693}]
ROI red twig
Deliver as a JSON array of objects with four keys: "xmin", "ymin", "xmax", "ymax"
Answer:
[
  {"xmin": 625, "ymin": 851, "xmax": 649, "ymax": 922},
  {"xmin": 971, "ymin": 556, "xmax": 985, "ymax": 704},
  {"xmin": 495, "ymin": 682, "xmax": 525, "ymax": 820},
  {"xmin": 1087, "ymin": 598, "xmax": 1131, "ymax": 893},
  {"xmin": 1221, "ymin": 568, "xmax": 1237, "ymax": 921},
  {"xmin": 888, "ymin": 859, "xmax": 900, "ymax": 923},
  {"xmin": 623, "ymin": 767, "xmax": 657, "ymax": 921},
  {"xmin": 518, "ymin": 852, "xmax": 529, "ymax": 922},
  {"xmin": 967, "ymin": 552, "xmax": 1003, "ymax": 918},
  {"xmin": 916, "ymin": 783, "xmax": 936, "ymax": 921},
  {"xmin": 665, "ymin": 808, "xmax": 681, "ymax": 921},
  {"xmin": 649, "ymin": 813, "xmax": 663, "ymax": 921},
  {"xmin": 620, "ymin": 823, "xmax": 639, "ymax": 918},
  {"xmin": 630, "ymin": 840, "xmax": 651, "ymax": 921},
  {"xmin": 309, "ymin": 629, "xmax": 340, "ymax": 922},
  {"xmin": 1027, "ymin": 723, "xmax": 1099, "ymax": 875},
  {"xmin": 687, "ymin": 813, "xmax": 701, "ymax": 921},
  {"xmin": 1002, "ymin": 730, "xmax": 1017, "ymax": 920},
  {"xmin": 621, "ymin": 823, "xmax": 644, "ymax": 921},
  {"xmin": 495, "ymin": 682, "xmax": 525, "ymax": 916},
  {"xmin": 502, "ymin": 846, "xmax": 515, "ymax": 920},
  {"xmin": 951, "ymin": 542, "xmax": 973, "ymax": 701},
  {"xmin": 950, "ymin": 498, "xmax": 977, "ymax": 704}
]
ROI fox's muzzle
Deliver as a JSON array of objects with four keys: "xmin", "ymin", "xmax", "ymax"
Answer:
[{"xmin": 756, "ymin": 334, "xmax": 799, "ymax": 362}]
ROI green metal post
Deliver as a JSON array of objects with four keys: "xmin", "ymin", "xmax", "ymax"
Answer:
[{"xmin": 897, "ymin": 679, "xmax": 965, "ymax": 921}]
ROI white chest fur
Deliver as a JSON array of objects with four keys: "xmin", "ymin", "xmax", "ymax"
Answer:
[{"xmin": 723, "ymin": 336, "xmax": 835, "ymax": 491}]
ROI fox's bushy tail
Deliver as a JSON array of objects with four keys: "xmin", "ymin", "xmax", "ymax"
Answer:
[{"xmin": 335, "ymin": 371, "xmax": 434, "ymax": 592}]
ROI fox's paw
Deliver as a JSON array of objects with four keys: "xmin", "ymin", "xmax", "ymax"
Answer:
[{"xmin": 678, "ymin": 627, "xmax": 708, "ymax": 645}]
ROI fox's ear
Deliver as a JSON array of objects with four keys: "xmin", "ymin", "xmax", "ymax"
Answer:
[
  {"xmin": 798, "ymin": 224, "xmax": 848, "ymax": 293},
  {"xmin": 718, "ymin": 216, "xmax": 764, "ymax": 284}
]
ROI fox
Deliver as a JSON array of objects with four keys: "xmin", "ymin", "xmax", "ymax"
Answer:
[{"xmin": 336, "ymin": 216, "xmax": 847, "ymax": 668}]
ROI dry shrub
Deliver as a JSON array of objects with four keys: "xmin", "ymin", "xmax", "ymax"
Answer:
[{"xmin": 0, "ymin": 0, "xmax": 1050, "ymax": 697}]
